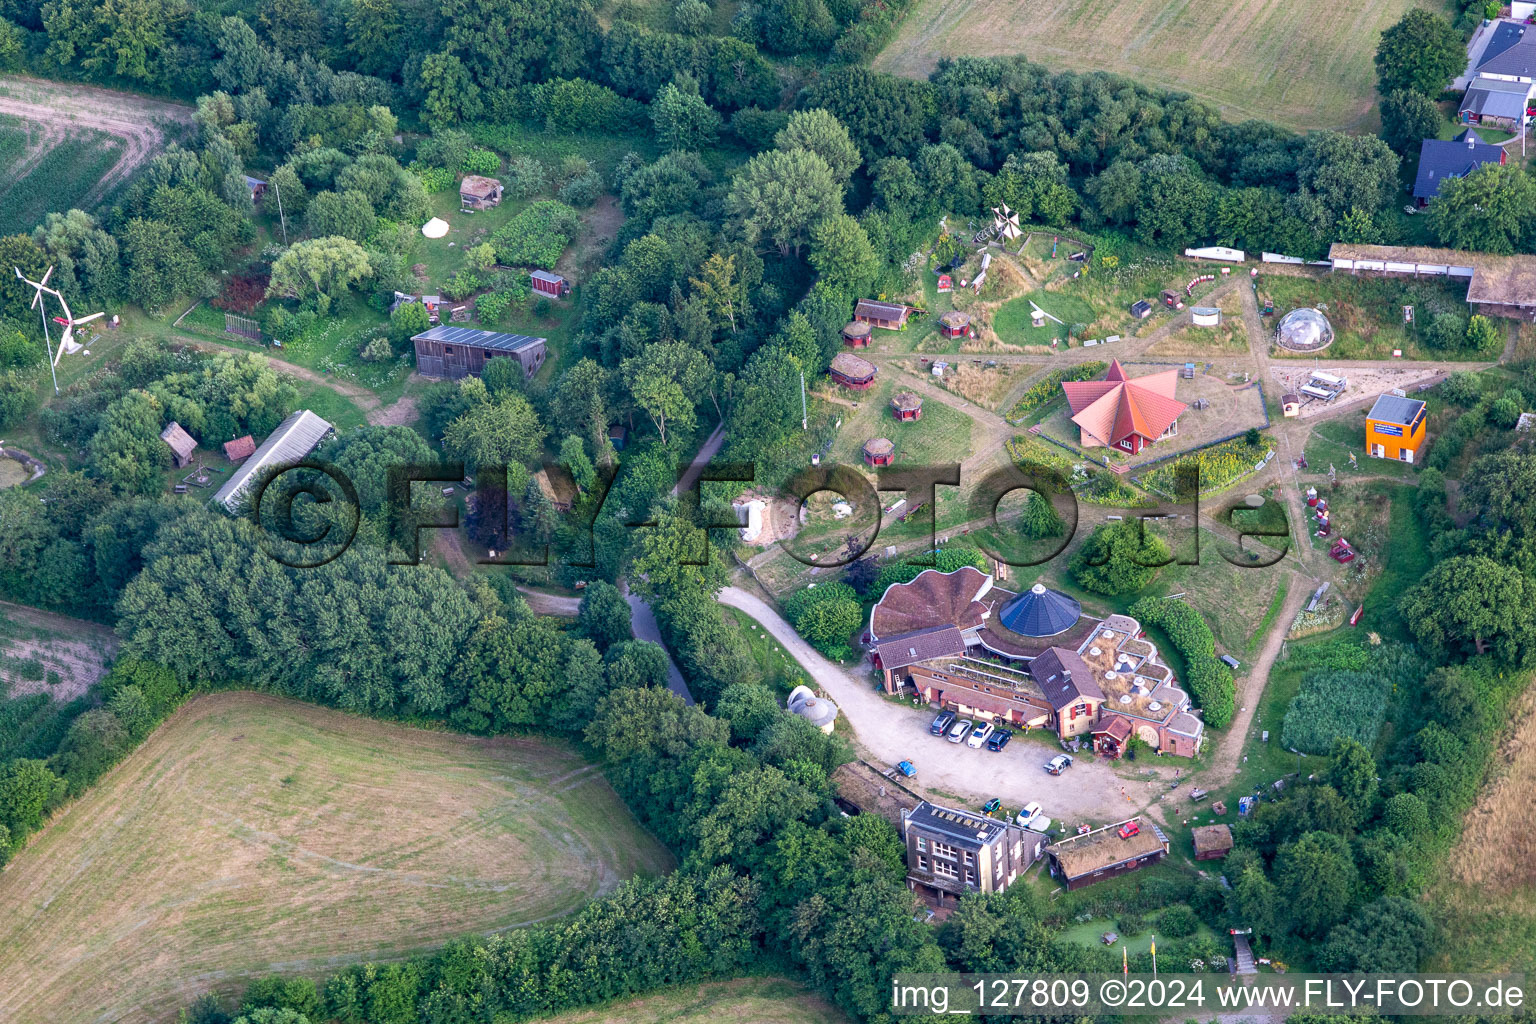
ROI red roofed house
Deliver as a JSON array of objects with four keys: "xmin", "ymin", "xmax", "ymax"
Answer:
[{"xmin": 1061, "ymin": 359, "xmax": 1187, "ymax": 455}]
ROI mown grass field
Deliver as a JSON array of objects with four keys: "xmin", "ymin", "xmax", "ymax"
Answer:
[
  {"xmin": 545, "ymin": 976, "xmax": 847, "ymax": 1024},
  {"xmin": 873, "ymin": 0, "xmax": 1434, "ymax": 130},
  {"xmin": 0, "ymin": 692, "xmax": 673, "ymax": 1024}
]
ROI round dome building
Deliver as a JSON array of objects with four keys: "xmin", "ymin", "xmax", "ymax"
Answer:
[{"xmin": 1274, "ymin": 307, "xmax": 1334, "ymax": 353}]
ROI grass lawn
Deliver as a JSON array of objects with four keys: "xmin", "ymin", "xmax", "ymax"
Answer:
[
  {"xmin": 1302, "ymin": 416, "xmax": 1420, "ymax": 482},
  {"xmin": 1262, "ymin": 273, "xmax": 1498, "ymax": 361},
  {"xmin": 723, "ymin": 607, "xmax": 809, "ymax": 695},
  {"xmin": 993, "ymin": 290, "xmax": 1095, "ymax": 348},
  {"xmin": 1146, "ymin": 289, "xmax": 1250, "ymax": 357},
  {"xmin": 825, "ymin": 377, "xmax": 976, "ymax": 468},
  {"xmin": 0, "ymin": 692, "xmax": 673, "ymax": 1024},
  {"xmin": 873, "ymin": 0, "xmax": 1422, "ymax": 131},
  {"xmin": 538, "ymin": 976, "xmax": 847, "ymax": 1024}
]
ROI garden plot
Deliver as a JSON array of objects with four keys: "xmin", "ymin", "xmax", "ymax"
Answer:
[{"xmin": 0, "ymin": 602, "xmax": 116, "ymax": 702}]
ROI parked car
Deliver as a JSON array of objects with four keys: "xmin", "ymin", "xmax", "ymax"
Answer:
[
  {"xmin": 1118, "ymin": 820, "xmax": 1141, "ymax": 839},
  {"xmin": 986, "ymin": 728, "xmax": 1013, "ymax": 752},
  {"xmin": 930, "ymin": 710, "xmax": 956, "ymax": 736},
  {"xmin": 896, "ymin": 760, "xmax": 917, "ymax": 778},
  {"xmin": 947, "ymin": 720, "xmax": 973, "ymax": 744},
  {"xmin": 1044, "ymin": 754, "xmax": 1073, "ymax": 775},
  {"xmin": 1018, "ymin": 801, "xmax": 1043, "ymax": 827},
  {"xmin": 982, "ymin": 798, "xmax": 1002, "ymax": 816},
  {"xmin": 967, "ymin": 722, "xmax": 995, "ymax": 748}
]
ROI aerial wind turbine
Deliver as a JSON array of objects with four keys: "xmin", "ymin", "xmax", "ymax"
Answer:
[{"xmin": 14, "ymin": 265, "xmax": 105, "ymax": 395}]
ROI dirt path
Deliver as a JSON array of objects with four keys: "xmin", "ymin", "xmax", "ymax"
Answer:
[
  {"xmin": 0, "ymin": 76, "xmax": 194, "ymax": 206},
  {"xmin": 179, "ymin": 335, "xmax": 383, "ymax": 415},
  {"xmin": 1197, "ymin": 573, "xmax": 1311, "ymax": 788}
]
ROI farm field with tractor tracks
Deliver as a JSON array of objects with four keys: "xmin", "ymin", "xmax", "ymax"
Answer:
[
  {"xmin": 0, "ymin": 692, "xmax": 674, "ymax": 1024},
  {"xmin": 873, "ymin": 0, "xmax": 1435, "ymax": 131}
]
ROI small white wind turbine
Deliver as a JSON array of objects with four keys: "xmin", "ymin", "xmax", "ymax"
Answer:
[
  {"xmin": 14, "ymin": 265, "xmax": 105, "ymax": 394},
  {"xmin": 992, "ymin": 204, "xmax": 1022, "ymax": 242}
]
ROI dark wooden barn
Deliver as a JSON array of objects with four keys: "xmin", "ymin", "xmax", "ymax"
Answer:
[{"xmin": 412, "ymin": 325, "xmax": 547, "ymax": 380}]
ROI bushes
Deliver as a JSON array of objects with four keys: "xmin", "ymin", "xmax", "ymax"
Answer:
[
  {"xmin": 412, "ymin": 165, "xmax": 456, "ymax": 193},
  {"xmin": 489, "ymin": 201, "xmax": 579, "ymax": 268},
  {"xmin": 1282, "ymin": 670, "xmax": 1391, "ymax": 754},
  {"xmin": 476, "ymin": 290, "xmax": 511, "ymax": 323},
  {"xmin": 1128, "ymin": 596, "xmax": 1235, "ymax": 729},
  {"xmin": 1141, "ymin": 433, "xmax": 1274, "ymax": 498},
  {"xmin": 783, "ymin": 581, "xmax": 861, "ymax": 659},
  {"xmin": 460, "ymin": 148, "xmax": 500, "ymax": 176},
  {"xmin": 1072, "ymin": 522, "xmax": 1169, "ymax": 596}
]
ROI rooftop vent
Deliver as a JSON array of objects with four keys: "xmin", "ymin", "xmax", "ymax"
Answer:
[
  {"xmin": 1119, "ymin": 694, "xmax": 1132, "ymax": 705},
  {"xmin": 1089, "ymin": 646, "xmax": 1102, "ymax": 656},
  {"xmin": 1105, "ymin": 671, "xmax": 1118, "ymax": 681},
  {"xmin": 1148, "ymin": 701, "xmax": 1162, "ymax": 712}
]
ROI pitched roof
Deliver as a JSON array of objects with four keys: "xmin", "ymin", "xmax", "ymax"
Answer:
[
  {"xmin": 531, "ymin": 269, "xmax": 566, "ymax": 284},
  {"xmin": 874, "ymin": 625, "xmax": 967, "ymax": 671},
  {"xmin": 160, "ymin": 421, "xmax": 197, "ymax": 459},
  {"xmin": 1480, "ymin": 21, "xmax": 1530, "ymax": 68},
  {"xmin": 1413, "ymin": 132, "xmax": 1504, "ymax": 200},
  {"xmin": 939, "ymin": 310, "xmax": 970, "ymax": 328},
  {"xmin": 996, "ymin": 583, "xmax": 1082, "ymax": 638},
  {"xmin": 1061, "ymin": 359, "xmax": 1187, "ymax": 447},
  {"xmin": 412, "ymin": 324, "xmax": 546, "ymax": 354},
  {"xmin": 870, "ymin": 566, "xmax": 992, "ymax": 640},
  {"xmin": 1030, "ymin": 646, "xmax": 1103, "ymax": 709},
  {"xmin": 212, "ymin": 409, "xmax": 334, "ymax": 510},
  {"xmin": 1461, "ymin": 76, "xmax": 1531, "ymax": 120},
  {"xmin": 1367, "ymin": 393, "xmax": 1427, "ymax": 426},
  {"xmin": 855, "ymin": 299, "xmax": 909, "ymax": 322},
  {"xmin": 223, "ymin": 435, "xmax": 257, "ymax": 462},
  {"xmin": 842, "ymin": 320, "xmax": 872, "ymax": 337},
  {"xmin": 891, "ymin": 391, "xmax": 923, "ymax": 412},
  {"xmin": 1477, "ymin": 27, "xmax": 1536, "ymax": 77}
]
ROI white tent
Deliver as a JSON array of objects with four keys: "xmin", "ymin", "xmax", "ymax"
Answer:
[{"xmin": 421, "ymin": 217, "xmax": 449, "ymax": 239}]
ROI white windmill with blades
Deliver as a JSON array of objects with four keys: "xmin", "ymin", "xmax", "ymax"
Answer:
[
  {"xmin": 14, "ymin": 265, "xmax": 105, "ymax": 395},
  {"xmin": 992, "ymin": 204, "xmax": 1022, "ymax": 245}
]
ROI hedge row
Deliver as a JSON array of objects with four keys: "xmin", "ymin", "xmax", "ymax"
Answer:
[
  {"xmin": 1004, "ymin": 361, "xmax": 1107, "ymax": 422},
  {"xmin": 1128, "ymin": 596, "xmax": 1235, "ymax": 729}
]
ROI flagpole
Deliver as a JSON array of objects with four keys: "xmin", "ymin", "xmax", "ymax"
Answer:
[
  {"xmin": 1123, "ymin": 944, "xmax": 1128, "ymax": 977},
  {"xmin": 1150, "ymin": 935, "xmax": 1157, "ymax": 979}
]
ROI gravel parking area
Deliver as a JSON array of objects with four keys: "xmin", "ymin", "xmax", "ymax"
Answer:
[{"xmin": 721, "ymin": 587, "xmax": 1175, "ymax": 826}]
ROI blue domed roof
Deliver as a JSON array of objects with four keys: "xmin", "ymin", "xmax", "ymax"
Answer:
[{"xmin": 997, "ymin": 583, "xmax": 1082, "ymax": 637}]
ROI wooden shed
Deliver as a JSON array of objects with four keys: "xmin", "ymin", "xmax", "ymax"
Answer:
[
  {"xmin": 1281, "ymin": 393, "xmax": 1301, "ymax": 418},
  {"xmin": 891, "ymin": 391, "xmax": 923, "ymax": 422},
  {"xmin": 160, "ymin": 422, "xmax": 197, "ymax": 468},
  {"xmin": 412, "ymin": 325, "xmax": 547, "ymax": 380},
  {"xmin": 938, "ymin": 310, "xmax": 972, "ymax": 339},
  {"xmin": 531, "ymin": 269, "xmax": 571, "ymax": 298},
  {"xmin": 854, "ymin": 299, "xmax": 911, "ymax": 330},
  {"xmin": 459, "ymin": 175, "xmax": 504, "ymax": 210},
  {"xmin": 830, "ymin": 352, "xmax": 877, "ymax": 390},
  {"xmin": 1191, "ymin": 824, "xmax": 1233, "ymax": 860},
  {"xmin": 863, "ymin": 437, "xmax": 895, "ymax": 467},
  {"xmin": 841, "ymin": 321, "xmax": 872, "ymax": 347},
  {"xmin": 1047, "ymin": 818, "xmax": 1168, "ymax": 890},
  {"xmin": 223, "ymin": 435, "xmax": 257, "ymax": 462}
]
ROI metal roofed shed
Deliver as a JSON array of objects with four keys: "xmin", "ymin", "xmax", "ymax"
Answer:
[
  {"xmin": 212, "ymin": 409, "xmax": 334, "ymax": 511},
  {"xmin": 412, "ymin": 324, "xmax": 547, "ymax": 380},
  {"xmin": 997, "ymin": 583, "xmax": 1082, "ymax": 638}
]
